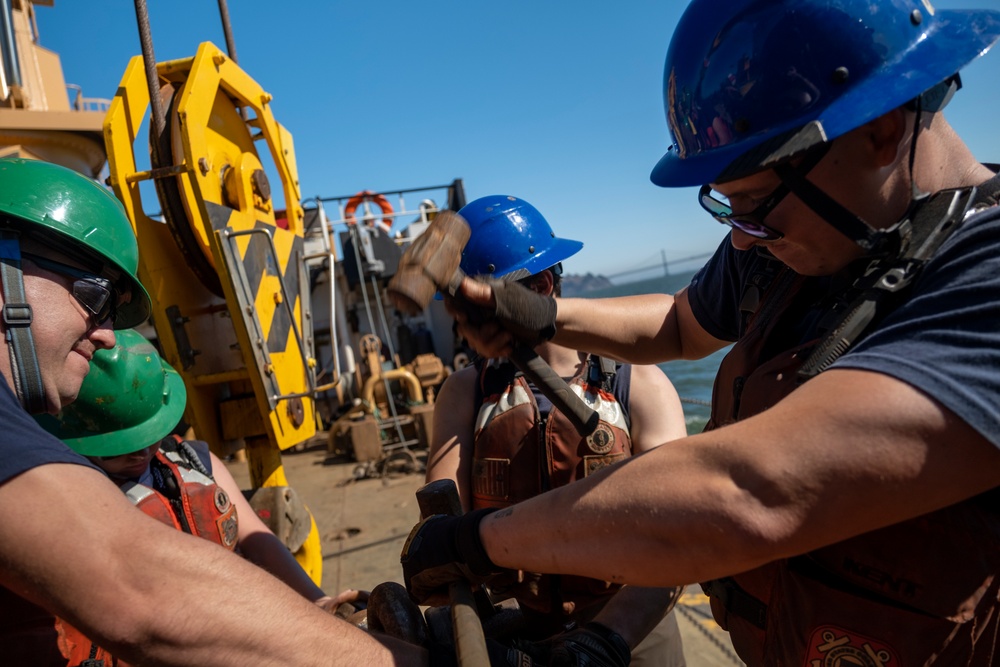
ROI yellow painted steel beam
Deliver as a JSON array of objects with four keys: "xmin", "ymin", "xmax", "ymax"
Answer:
[{"xmin": 103, "ymin": 45, "xmax": 322, "ymax": 582}]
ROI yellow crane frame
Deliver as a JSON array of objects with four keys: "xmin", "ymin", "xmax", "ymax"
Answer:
[{"xmin": 103, "ymin": 42, "xmax": 322, "ymax": 581}]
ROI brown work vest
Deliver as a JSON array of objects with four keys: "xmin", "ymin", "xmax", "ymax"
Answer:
[
  {"xmin": 705, "ymin": 267, "xmax": 1000, "ymax": 666},
  {"xmin": 471, "ymin": 357, "xmax": 632, "ymax": 618}
]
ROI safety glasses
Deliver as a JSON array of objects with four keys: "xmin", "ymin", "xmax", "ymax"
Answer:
[
  {"xmin": 698, "ymin": 182, "xmax": 789, "ymax": 241},
  {"xmin": 698, "ymin": 142, "xmax": 833, "ymax": 241},
  {"xmin": 23, "ymin": 253, "xmax": 120, "ymax": 325}
]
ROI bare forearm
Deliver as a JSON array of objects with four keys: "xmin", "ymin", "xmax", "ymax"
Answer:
[
  {"xmin": 109, "ymin": 538, "xmax": 420, "ymax": 665},
  {"xmin": 552, "ymin": 294, "xmax": 683, "ymax": 364},
  {"xmin": 478, "ymin": 439, "xmax": 759, "ymax": 587},
  {"xmin": 0, "ymin": 465, "xmax": 425, "ymax": 666},
  {"xmin": 426, "ymin": 368, "xmax": 477, "ymax": 510},
  {"xmin": 217, "ymin": 453, "xmax": 327, "ymax": 604},
  {"xmin": 113, "ymin": 536, "xmax": 422, "ymax": 666},
  {"xmin": 477, "ymin": 370, "xmax": 1000, "ymax": 588},
  {"xmin": 239, "ymin": 531, "xmax": 327, "ymax": 602}
]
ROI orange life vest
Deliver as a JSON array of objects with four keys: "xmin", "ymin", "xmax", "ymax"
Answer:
[
  {"xmin": 120, "ymin": 439, "xmax": 239, "ymax": 549},
  {"xmin": 52, "ymin": 438, "xmax": 238, "ymax": 666}
]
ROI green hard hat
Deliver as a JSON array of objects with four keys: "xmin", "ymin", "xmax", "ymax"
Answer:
[
  {"xmin": 0, "ymin": 158, "xmax": 151, "ymax": 328},
  {"xmin": 36, "ymin": 329, "xmax": 187, "ymax": 457}
]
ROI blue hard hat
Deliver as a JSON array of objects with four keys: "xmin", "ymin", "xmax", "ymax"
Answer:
[
  {"xmin": 650, "ymin": 0, "xmax": 1000, "ymax": 187},
  {"xmin": 458, "ymin": 195, "xmax": 582, "ymax": 280}
]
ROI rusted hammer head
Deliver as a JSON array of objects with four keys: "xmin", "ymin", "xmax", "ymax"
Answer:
[{"xmin": 388, "ymin": 210, "xmax": 471, "ymax": 314}]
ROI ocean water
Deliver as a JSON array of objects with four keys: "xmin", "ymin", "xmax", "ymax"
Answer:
[
  {"xmin": 575, "ymin": 272, "xmax": 728, "ymax": 435},
  {"xmin": 658, "ymin": 350, "xmax": 727, "ymax": 435}
]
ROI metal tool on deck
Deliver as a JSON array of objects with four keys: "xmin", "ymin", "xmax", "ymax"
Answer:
[{"xmin": 387, "ymin": 211, "xmax": 599, "ymax": 436}]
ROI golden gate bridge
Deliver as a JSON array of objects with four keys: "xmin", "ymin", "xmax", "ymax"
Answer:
[{"xmin": 604, "ymin": 249, "xmax": 714, "ymax": 282}]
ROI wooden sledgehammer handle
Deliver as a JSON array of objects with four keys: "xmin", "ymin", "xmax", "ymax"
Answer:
[
  {"xmin": 416, "ymin": 479, "xmax": 490, "ymax": 667},
  {"xmin": 510, "ymin": 345, "xmax": 600, "ymax": 436}
]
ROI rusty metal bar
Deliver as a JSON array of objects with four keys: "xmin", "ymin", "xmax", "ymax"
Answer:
[
  {"xmin": 216, "ymin": 0, "xmax": 239, "ymax": 63},
  {"xmin": 132, "ymin": 0, "xmax": 166, "ymax": 169}
]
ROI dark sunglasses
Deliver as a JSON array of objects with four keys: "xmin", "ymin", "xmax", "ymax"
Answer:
[
  {"xmin": 698, "ymin": 182, "xmax": 789, "ymax": 241},
  {"xmin": 698, "ymin": 142, "xmax": 834, "ymax": 241},
  {"xmin": 23, "ymin": 253, "xmax": 120, "ymax": 325}
]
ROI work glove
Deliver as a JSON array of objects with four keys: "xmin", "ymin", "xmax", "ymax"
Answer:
[
  {"xmin": 488, "ymin": 279, "xmax": 558, "ymax": 346},
  {"xmin": 429, "ymin": 622, "xmax": 631, "ymax": 667},
  {"xmin": 400, "ymin": 508, "xmax": 502, "ymax": 605},
  {"xmin": 364, "ymin": 582, "xmax": 428, "ymax": 646},
  {"xmin": 425, "ymin": 604, "xmax": 542, "ymax": 667},
  {"xmin": 426, "ymin": 629, "xmax": 538, "ymax": 667},
  {"xmin": 428, "ymin": 634, "xmax": 542, "ymax": 667},
  {"xmin": 534, "ymin": 622, "xmax": 632, "ymax": 667}
]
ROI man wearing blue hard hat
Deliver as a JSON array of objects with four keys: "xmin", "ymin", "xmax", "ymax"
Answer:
[
  {"xmin": 426, "ymin": 195, "xmax": 688, "ymax": 666},
  {"xmin": 402, "ymin": 1, "xmax": 1000, "ymax": 664}
]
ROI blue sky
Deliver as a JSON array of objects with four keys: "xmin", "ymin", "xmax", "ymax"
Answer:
[{"xmin": 36, "ymin": 1, "xmax": 1000, "ymax": 279}]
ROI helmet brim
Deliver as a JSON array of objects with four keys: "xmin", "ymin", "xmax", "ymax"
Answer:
[
  {"xmin": 493, "ymin": 237, "xmax": 583, "ymax": 281},
  {"xmin": 433, "ymin": 236, "xmax": 583, "ymax": 301}
]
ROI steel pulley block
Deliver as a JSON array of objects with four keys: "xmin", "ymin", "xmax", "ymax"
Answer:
[{"xmin": 163, "ymin": 79, "xmax": 274, "ymax": 283}]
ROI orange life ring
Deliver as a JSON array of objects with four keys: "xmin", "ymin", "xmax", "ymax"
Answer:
[{"xmin": 344, "ymin": 190, "xmax": 394, "ymax": 233}]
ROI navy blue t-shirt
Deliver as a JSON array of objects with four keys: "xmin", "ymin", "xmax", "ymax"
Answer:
[
  {"xmin": 688, "ymin": 204, "xmax": 1000, "ymax": 449},
  {"xmin": 0, "ymin": 377, "xmax": 99, "ymax": 486},
  {"xmin": 687, "ymin": 241, "xmax": 760, "ymax": 343}
]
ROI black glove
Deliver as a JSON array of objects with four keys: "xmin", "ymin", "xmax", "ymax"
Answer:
[
  {"xmin": 425, "ymin": 604, "xmax": 543, "ymax": 667},
  {"xmin": 425, "ymin": 609, "xmax": 628, "ymax": 667},
  {"xmin": 427, "ymin": 632, "xmax": 541, "ymax": 667},
  {"xmin": 537, "ymin": 623, "xmax": 632, "ymax": 667},
  {"xmin": 488, "ymin": 279, "xmax": 558, "ymax": 346},
  {"xmin": 401, "ymin": 508, "xmax": 501, "ymax": 604},
  {"xmin": 486, "ymin": 640, "xmax": 545, "ymax": 667}
]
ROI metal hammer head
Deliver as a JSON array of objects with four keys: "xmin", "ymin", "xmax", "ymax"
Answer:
[{"xmin": 388, "ymin": 210, "xmax": 471, "ymax": 314}]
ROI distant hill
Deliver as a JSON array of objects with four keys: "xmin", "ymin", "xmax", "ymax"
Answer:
[
  {"xmin": 561, "ymin": 272, "xmax": 613, "ymax": 296},
  {"xmin": 562, "ymin": 269, "xmax": 697, "ymax": 298}
]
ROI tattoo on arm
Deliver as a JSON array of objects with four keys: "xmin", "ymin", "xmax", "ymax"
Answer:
[{"xmin": 494, "ymin": 508, "xmax": 514, "ymax": 520}]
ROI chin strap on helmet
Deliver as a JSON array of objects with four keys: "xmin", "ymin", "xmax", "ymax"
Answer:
[
  {"xmin": 772, "ymin": 142, "xmax": 887, "ymax": 253},
  {"xmin": 0, "ymin": 230, "xmax": 46, "ymax": 413},
  {"xmin": 772, "ymin": 74, "xmax": 963, "ymax": 257}
]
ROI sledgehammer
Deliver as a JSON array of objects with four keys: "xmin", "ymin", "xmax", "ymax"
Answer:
[
  {"xmin": 388, "ymin": 210, "xmax": 599, "ymax": 436},
  {"xmin": 416, "ymin": 479, "xmax": 489, "ymax": 666}
]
